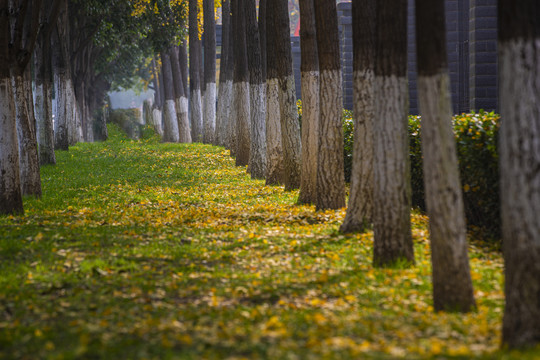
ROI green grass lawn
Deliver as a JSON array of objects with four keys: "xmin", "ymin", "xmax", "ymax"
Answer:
[{"xmin": 0, "ymin": 125, "xmax": 536, "ymax": 359}]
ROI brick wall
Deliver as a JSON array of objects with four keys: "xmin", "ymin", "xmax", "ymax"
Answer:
[
  {"xmin": 469, "ymin": 0, "xmax": 498, "ymax": 112},
  {"xmin": 267, "ymin": 0, "xmax": 497, "ymax": 115}
]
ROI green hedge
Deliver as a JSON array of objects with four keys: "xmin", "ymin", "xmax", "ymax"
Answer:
[
  {"xmin": 342, "ymin": 110, "xmax": 500, "ymax": 240},
  {"xmin": 297, "ymin": 101, "xmax": 500, "ymax": 239}
]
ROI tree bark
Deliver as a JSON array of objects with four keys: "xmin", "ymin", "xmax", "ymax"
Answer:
[
  {"xmin": 499, "ymin": 0, "xmax": 540, "ymax": 348},
  {"xmin": 170, "ymin": 47, "xmax": 191, "ymax": 143},
  {"xmin": 51, "ymin": 1, "xmax": 70, "ymax": 151},
  {"xmin": 246, "ymin": 0, "xmax": 266, "ymax": 179},
  {"xmin": 189, "ymin": 0, "xmax": 203, "ymax": 142},
  {"xmin": 216, "ymin": 0, "xmax": 233, "ymax": 147},
  {"xmin": 232, "ymin": 0, "xmax": 250, "ymax": 167},
  {"xmin": 340, "ymin": 0, "xmax": 375, "ymax": 233},
  {"xmin": 271, "ymin": 0, "xmax": 301, "ymax": 191},
  {"xmin": 313, "ymin": 0, "xmax": 345, "ymax": 210},
  {"xmin": 34, "ymin": 29, "xmax": 57, "ymax": 165},
  {"xmin": 150, "ymin": 58, "xmax": 163, "ymax": 137},
  {"xmin": 203, "ymin": 0, "xmax": 216, "ymax": 144},
  {"xmin": 416, "ymin": 0, "xmax": 476, "ymax": 313},
  {"xmin": 264, "ymin": 0, "xmax": 283, "ymax": 185},
  {"xmin": 372, "ymin": 0, "xmax": 413, "ymax": 267},
  {"xmin": 297, "ymin": 0, "xmax": 319, "ymax": 205},
  {"xmin": 0, "ymin": 0, "xmax": 23, "ymax": 214},
  {"xmin": 14, "ymin": 68, "xmax": 42, "ymax": 198},
  {"xmin": 178, "ymin": 39, "xmax": 189, "ymax": 102},
  {"xmin": 160, "ymin": 51, "xmax": 180, "ymax": 143},
  {"xmin": 259, "ymin": 0, "xmax": 267, "ymax": 82}
]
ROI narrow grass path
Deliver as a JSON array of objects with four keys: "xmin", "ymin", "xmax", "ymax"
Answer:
[{"xmin": 0, "ymin": 125, "xmax": 532, "ymax": 359}]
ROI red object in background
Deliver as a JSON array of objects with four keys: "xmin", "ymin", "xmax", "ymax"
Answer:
[{"xmin": 294, "ymin": 18, "xmax": 300, "ymax": 36}]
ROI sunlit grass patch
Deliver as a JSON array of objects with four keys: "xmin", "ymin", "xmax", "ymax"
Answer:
[{"xmin": 0, "ymin": 124, "xmax": 523, "ymax": 359}]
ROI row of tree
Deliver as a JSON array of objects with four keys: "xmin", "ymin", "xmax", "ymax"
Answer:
[{"xmin": 0, "ymin": 0, "xmax": 538, "ymax": 350}]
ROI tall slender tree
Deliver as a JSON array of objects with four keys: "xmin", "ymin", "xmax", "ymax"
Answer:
[
  {"xmin": 340, "ymin": 0, "xmax": 375, "ymax": 232},
  {"xmin": 372, "ymin": 0, "xmax": 413, "ymax": 267},
  {"xmin": 416, "ymin": 0, "xmax": 475, "ymax": 312},
  {"xmin": 232, "ymin": 0, "xmax": 250, "ymax": 166},
  {"xmin": 150, "ymin": 57, "xmax": 164, "ymax": 137},
  {"xmin": 264, "ymin": 0, "xmax": 283, "ymax": 185},
  {"xmin": 35, "ymin": 0, "xmax": 63, "ymax": 164},
  {"xmin": 189, "ymin": 0, "xmax": 203, "ymax": 142},
  {"xmin": 160, "ymin": 51, "xmax": 180, "ymax": 143},
  {"xmin": 215, "ymin": 0, "xmax": 233, "ymax": 147},
  {"xmin": 246, "ymin": 0, "xmax": 266, "ymax": 179},
  {"xmin": 178, "ymin": 39, "xmax": 189, "ymax": 101},
  {"xmin": 203, "ymin": 0, "xmax": 216, "ymax": 144},
  {"xmin": 0, "ymin": 0, "xmax": 23, "ymax": 214},
  {"xmin": 52, "ymin": 0, "xmax": 71, "ymax": 151},
  {"xmin": 170, "ymin": 47, "xmax": 191, "ymax": 143},
  {"xmin": 297, "ymin": 0, "xmax": 319, "ymax": 205},
  {"xmin": 271, "ymin": 0, "xmax": 301, "ymax": 191},
  {"xmin": 9, "ymin": 0, "xmax": 43, "ymax": 198},
  {"xmin": 313, "ymin": 0, "xmax": 345, "ymax": 210},
  {"xmin": 499, "ymin": 0, "xmax": 540, "ymax": 348}
]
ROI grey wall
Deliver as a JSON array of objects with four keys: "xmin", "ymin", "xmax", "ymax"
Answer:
[{"xmin": 289, "ymin": 0, "xmax": 498, "ymax": 114}]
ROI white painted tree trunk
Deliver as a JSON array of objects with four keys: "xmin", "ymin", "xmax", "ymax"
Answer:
[
  {"xmin": 266, "ymin": 78, "xmax": 283, "ymax": 185},
  {"xmin": 418, "ymin": 73, "xmax": 475, "ymax": 312},
  {"xmin": 0, "ymin": 77, "xmax": 23, "ymax": 214},
  {"xmin": 13, "ymin": 74, "xmax": 41, "ymax": 197},
  {"xmin": 176, "ymin": 96, "xmax": 191, "ymax": 143},
  {"xmin": 151, "ymin": 108, "xmax": 163, "ymax": 138},
  {"xmin": 35, "ymin": 81, "xmax": 56, "ymax": 164},
  {"xmin": 500, "ymin": 38, "xmax": 540, "ymax": 347},
  {"xmin": 298, "ymin": 71, "xmax": 319, "ymax": 204},
  {"xmin": 278, "ymin": 75, "xmax": 301, "ymax": 190},
  {"xmin": 203, "ymin": 83, "xmax": 216, "ymax": 144},
  {"xmin": 316, "ymin": 69, "xmax": 345, "ymax": 209},
  {"xmin": 341, "ymin": 68, "xmax": 374, "ymax": 232},
  {"xmin": 373, "ymin": 75, "xmax": 413, "ymax": 266},
  {"xmin": 228, "ymin": 83, "xmax": 237, "ymax": 156},
  {"xmin": 249, "ymin": 82, "xmax": 267, "ymax": 179},
  {"xmin": 162, "ymin": 99, "xmax": 180, "ymax": 143},
  {"xmin": 190, "ymin": 89, "xmax": 203, "ymax": 142},
  {"xmin": 234, "ymin": 81, "xmax": 251, "ymax": 166},
  {"xmin": 220, "ymin": 80, "xmax": 233, "ymax": 148},
  {"xmin": 54, "ymin": 72, "xmax": 70, "ymax": 150}
]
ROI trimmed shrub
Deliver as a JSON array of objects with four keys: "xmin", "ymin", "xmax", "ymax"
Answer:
[
  {"xmin": 109, "ymin": 108, "xmax": 144, "ymax": 140},
  {"xmin": 342, "ymin": 110, "xmax": 500, "ymax": 240}
]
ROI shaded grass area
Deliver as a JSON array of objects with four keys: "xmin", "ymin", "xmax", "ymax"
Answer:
[{"xmin": 0, "ymin": 125, "xmax": 535, "ymax": 359}]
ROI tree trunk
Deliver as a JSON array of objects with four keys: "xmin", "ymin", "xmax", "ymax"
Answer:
[
  {"xmin": 232, "ymin": 0, "xmax": 251, "ymax": 167},
  {"xmin": 259, "ymin": 0, "xmax": 267, "ymax": 82},
  {"xmin": 271, "ymin": 0, "xmax": 301, "ymax": 191},
  {"xmin": 313, "ymin": 0, "xmax": 345, "ymax": 210},
  {"xmin": 170, "ymin": 47, "xmax": 191, "ymax": 143},
  {"xmin": 246, "ymin": 0, "xmax": 266, "ymax": 179},
  {"xmin": 313, "ymin": 3, "xmax": 345, "ymax": 208},
  {"xmin": 0, "ymin": 3, "xmax": 23, "ymax": 214},
  {"xmin": 160, "ymin": 51, "xmax": 180, "ymax": 143},
  {"xmin": 372, "ymin": 0, "xmax": 413, "ymax": 267},
  {"xmin": 189, "ymin": 0, "xmax": 203, "ymax": 142},
  {"xmin": 51, "ymin": 2, "xmax": 69, "ymax": 151},
  {"xmin": 216, "ymin": 0, "xmax": 233, "ymax": 147},
  {"xmin": 297, "ymin": 0, "xmax": 319, "ymax": 205},
  {"xmin": 14, "ymin": 69, "xmax": 42, "ymax": 198},
  {"xmin": 340, "ymin": 0, "xmax": 375, "ymax": 233},
  {"xmin": 150, "ymin": 58, "xmax": 164, "ymax": 138},
  {"xmin": 203, "ymin": 0, "xmax": 216, "ymax": 144},
  {"xmin": 264, "ymin": 0, "xmax": 283, "ymax": 185},
  {"xmin": 35, "ymin": 30, "xmax": 57, "ymax": 165},
  {"xmin": 499, "ymin": 0, "xmax": 540, "ymax": 348},
  {"xmin": 178, "ymin": 40, "xmax": 189, "ymax": 102},
  {"xmin": 416, "ymin": 0, "xmax": 476, "ymax": 313}
]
